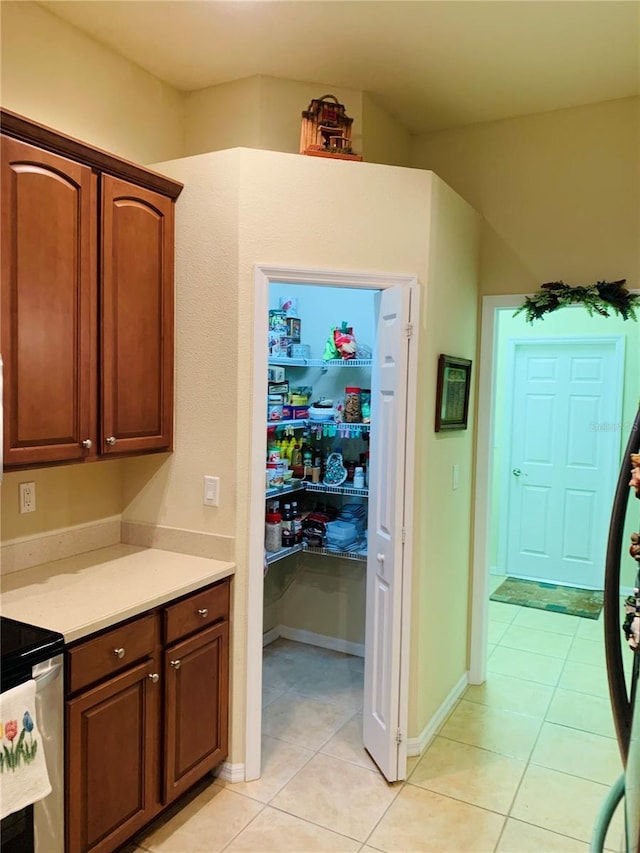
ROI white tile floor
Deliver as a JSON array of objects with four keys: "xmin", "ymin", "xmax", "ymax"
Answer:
[{"xmin": 132, "ymin": 589, "xmax": 632, "ymax": 852}]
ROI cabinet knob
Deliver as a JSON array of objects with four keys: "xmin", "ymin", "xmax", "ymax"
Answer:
[
  {"xmin": 81, "ymin": 439, "xmax": 92, "ymax": 449},
  {"xmin": 113, "ymin": 647, "xmax": 125, "ymax": 659},
  {"xmin": 106, "ymin": 436, "xmax": 117, "ymax": 446},
  {"xmin": 148, "ymin": 673, "xmax": 159, "ymax": 683},
  {"xmin": 170, "ymin": 659, "xmax": 181, "ymax": 670},
  {"xmin": 197, "ymin": 608, "xmax": 209, "ymax": 618}
]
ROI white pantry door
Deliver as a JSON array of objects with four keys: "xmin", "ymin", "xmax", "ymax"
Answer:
[
  {"xmin": 363, "ymin": 285, "xmax": 412, "ymax": 781},
  {"xmin": 505, "ymin": 339, "xmax": 623, "ymax": 589}
]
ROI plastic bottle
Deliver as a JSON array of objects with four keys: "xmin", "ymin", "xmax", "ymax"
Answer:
[
  {"xmin": 292, "ymin": 501, "xmax": 303, "ymax": 544},
  {"xmin": 353, "ymin": 467, "xmax": 365, "ymax": 489},
  {"xmin": 286, "ymin": 436, "xmax": 296, "ymax": 463},
  {"xmin": 281, "ymin": 503, "xmax": 294, "ymax": 547},
  {"xmin": 291, "ymin": 442, "xmax": 302, "ymax": 467}
]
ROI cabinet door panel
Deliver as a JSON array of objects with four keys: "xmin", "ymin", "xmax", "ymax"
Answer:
[
  {"xmin": 66, "ymin": 659, "xmax": 161, "ymax": 853},
  {"xmin": 1, "ymin": 136, "xmax": 97, "ymax": 466},
  {"xmin": 101, "ymin": 176, "xmax": 174, "ymax": 455},
  {"xmin": 163, "ymin": 622, "xmax": 229, "ymax": 803}
]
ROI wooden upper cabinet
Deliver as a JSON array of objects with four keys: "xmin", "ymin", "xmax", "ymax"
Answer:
[
  {"xmin": 0, "ymin": 109, "xmax": 182, "ymax": 470},
  {"xmin": 100, "ymin": 176, "xmax": 174, "ymax": 455},
  {"xmin": 1, "ymin": 136, "xmax": 97, "ymax": 467}
]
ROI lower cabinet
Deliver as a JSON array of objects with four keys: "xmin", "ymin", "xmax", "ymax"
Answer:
[
  {"xmin": 65, "ymin": 578, "xmax": 231, "ymax": 853},
  {"xmin": 163, "ymin": 621, "xmax": 229, "ymax": 803}
]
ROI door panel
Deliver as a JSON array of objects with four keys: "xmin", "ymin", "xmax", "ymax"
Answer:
[
  {"xmin": 506, "ymin": 340, "xmax": 622, "ymax": 589},
  {"xmin": 66, "ymin": 659, "xmax": 160, "ymax": 853},
  {"xmin": 363, "ymin": 286, "xmax": 410, "ymax": 782},
  {"xmin": 100, "ymin": 175, "xmax": 174, "ymax": 455},
  {"xmin": 163, "ymin": 622, "xmax": 229, "ymax": 804},
  {"xmin": 1, "ymin": 136, "xmax": 97, "ymax": 466}
]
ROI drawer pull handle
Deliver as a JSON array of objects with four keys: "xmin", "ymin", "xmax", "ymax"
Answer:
[
  {"xmin": 148, "ymin": 673, "xmax": 159, "ymax": 683},
  {"xmin": 170, "ymin": 659, "xmax": 181, "ymax": 670},
  {"xmin": 197, "ymin": 608, "xmax": 209, "ymax": 618},
  {"xmin": 113, "ymin": 648, "xmax": 125, "ymax": 659}
]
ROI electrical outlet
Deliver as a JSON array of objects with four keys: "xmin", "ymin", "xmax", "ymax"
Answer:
[
  {"xmin": 203, "ymin": 476, "xmax": 220, "ymax": 507},
  {"xmin": 19, "ymin": 481, "xmax": 36, "ymax": 513}
]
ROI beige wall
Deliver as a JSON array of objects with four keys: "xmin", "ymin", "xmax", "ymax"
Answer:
[
  {"xmin": 124, "ymin": 148, "xmax": 479, "ymax": 752},
  {"xmin": 1, "ymin": 462, "xmax": 124, "ymax": 542},
  {"xmin": 412, "ymin": 97, "xmax": 640, "ymax": 295},
  {"xmin": 362, "ymin": 92, "xmax": 413, "ymax": 167},
  {"xmin": 184, "ymin": 75, "xmax": 365, "ymax": 158},
  {"xmin": 0, "ymin": 1, "xmax": 184, "ymax": 548},
  {"xmin": 121, "ymin": 149, "xmax": 241, "ymax": 549},
  {"xmin": 184, "ymin": 77, "xmax": 262, "ymax": 156},
  {"xmin": 410, "ymin": 177, "xmax": 481, "ymax": 732},
  {"xmin": 0, "ymin": 1, "xmax": 184, "ymax": 164}
]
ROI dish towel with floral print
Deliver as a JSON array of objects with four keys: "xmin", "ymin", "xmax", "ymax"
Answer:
[{"xmin": 0, "ymin": 679, "xmax": 51, "ymax": 819}]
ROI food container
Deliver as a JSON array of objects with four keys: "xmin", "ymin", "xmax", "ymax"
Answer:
[
  {"xmin": 325, "ymin": 520, "xmax": 357, "ymax": 548},
  {"xmin": 268, "ymin": 366, "xmax": 286, "ymax": 382},
  {"xmin": 269, "ymin": 309, "xmax": 287, "ymax": 331},
  {"xmin": 290, "ymin": 344, "xmax": 311, "ymax": 359},
  {"xmin": 309, "ymin": 401, "xmax": 335, "ymax": 422},
  {"xmin": 282, "ymin": 405, "xmax": 309, "ymax": 420},
  {"xmin": 286, "ymin": 318, "xmax": 301, "ymax": 342},
  {"xmin": 344, "ymin": 387, "xmax": 361, "ymax": 423},
  {"xmin": 267, "ymin": 395, "xmax": 283, "ymax": 421},
  {"xmin": 266, "ymin": 462, "xmax": 284, "ymax": 488},
  {"xmin": 279, "ymin": 297, "xmax": 298, "ymax": 317}
]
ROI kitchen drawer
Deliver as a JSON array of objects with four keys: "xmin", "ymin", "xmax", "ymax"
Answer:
[
  {"xmin": 67, "ymin": 612, "xmax": 157, "ymax": 693},
  {"xmin": 164, "ymin": 579, "xmax": 230, "ymax": 645}
]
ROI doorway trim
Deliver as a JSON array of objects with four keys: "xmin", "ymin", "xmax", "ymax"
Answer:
[{"xmin": 246, "ymin": 264, "xmax": 419, "ymax": 781}]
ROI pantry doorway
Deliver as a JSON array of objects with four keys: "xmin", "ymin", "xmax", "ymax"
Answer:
[{"xmin": 246, "ymin": 265, "xmax": 419, "ymax": 783}]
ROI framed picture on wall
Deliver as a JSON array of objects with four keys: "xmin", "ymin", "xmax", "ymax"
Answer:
[{"xmin": 435, "ymin": 354, "xmax": 472, "ymax": 432}]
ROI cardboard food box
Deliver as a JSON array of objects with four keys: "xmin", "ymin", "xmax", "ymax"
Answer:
[
  {"xmin": 282, "ymin": 405, "xmax": 309, "ymax": 420},
  {"xmin": 285, "ymin": 318, "xmax": 301, "ymax": 342}
]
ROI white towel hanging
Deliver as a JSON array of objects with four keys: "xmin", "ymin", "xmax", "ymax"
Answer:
[{"xmin": 0, "ymin": 679, "xmax": 52, "ymax": 820}]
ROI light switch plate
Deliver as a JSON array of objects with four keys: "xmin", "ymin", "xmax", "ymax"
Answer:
[
  {"xmin": 203, "ymin": 476, "xmax": 220, "ymax": 507},
  {"xmin": 452, "ymin": 464, "xmax": 460, "ymax": 491}
]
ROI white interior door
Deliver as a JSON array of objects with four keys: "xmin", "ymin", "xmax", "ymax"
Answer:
[
  {"xmin": 363, "ymin": 285, "xmax": 411, "ymax": 781},
  {"xmin": 505, "ymin": 338, "xmax": 623, "ymax": 589}
]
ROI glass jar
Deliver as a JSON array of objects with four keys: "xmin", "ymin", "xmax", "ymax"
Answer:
[{"xmin": 344, "ymin": 387, "xmax": 361, "ymax": 423}]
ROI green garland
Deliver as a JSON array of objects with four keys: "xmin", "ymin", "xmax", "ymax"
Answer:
[{"xmin": 514, "ymin": 279, "xmax": 638, "ymax": 323}]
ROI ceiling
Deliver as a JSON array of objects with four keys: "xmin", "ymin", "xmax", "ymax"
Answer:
[{"xmin": 39, "ymin": 0, "xmax": 640, "ymax": 134}]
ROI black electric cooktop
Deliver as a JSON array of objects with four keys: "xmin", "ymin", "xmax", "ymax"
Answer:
[{"xmin": 0, "ymin": 616, "xmax": 65, "ymax": 691}]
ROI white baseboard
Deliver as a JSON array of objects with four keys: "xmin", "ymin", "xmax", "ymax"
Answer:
[
  {"xmin": 263, "ymin": 624, "xmax": 364, "ymax": 657},
  {"xmin": 405, "ymin": 672, "xmax": 468, "ymax": 758},
  {"xmin": 216, "ymin": 761, "xmax": 246, "ymax": 783},
  {"xmin": 262, "ymin": 626, "xmax": 280, "ymax": 647}
]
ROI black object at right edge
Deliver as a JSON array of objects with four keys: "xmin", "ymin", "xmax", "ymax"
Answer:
[{"xmin": 604, "ymin": 405, "xmax": 640, "ymax": 766}]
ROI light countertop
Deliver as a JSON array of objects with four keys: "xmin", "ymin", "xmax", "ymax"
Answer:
[{"xmin": 0, "ymin": 545, "xmax": 235, "ymax": 643}]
